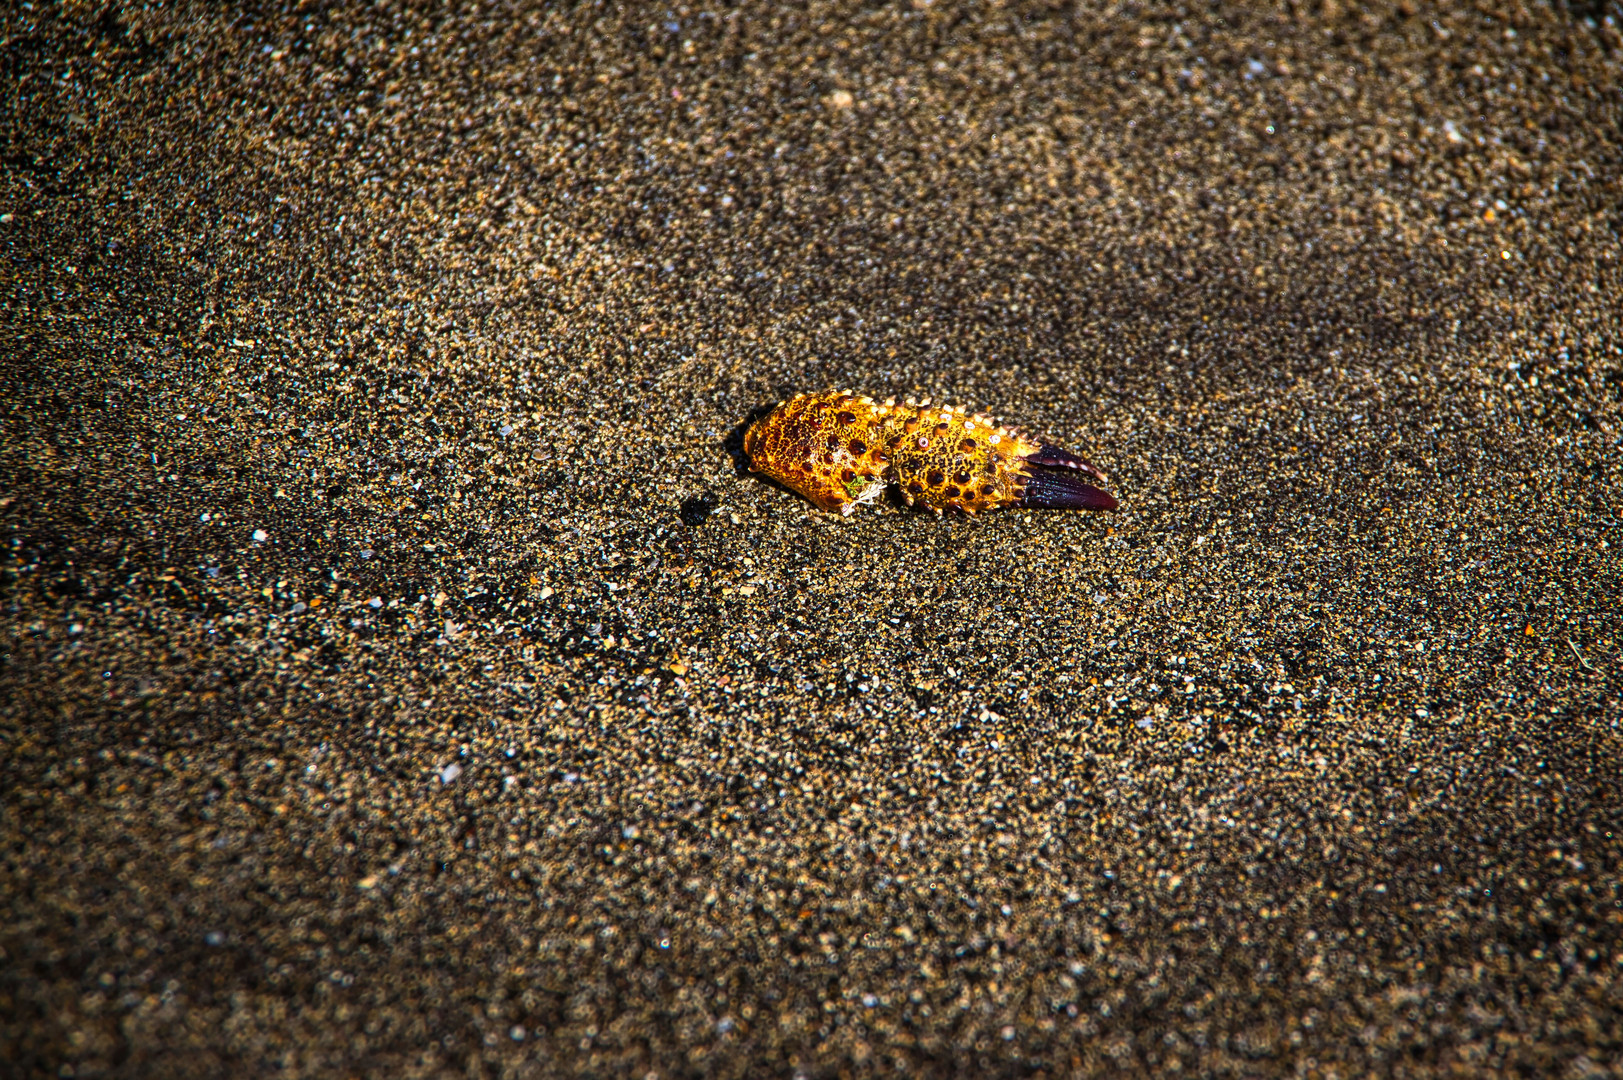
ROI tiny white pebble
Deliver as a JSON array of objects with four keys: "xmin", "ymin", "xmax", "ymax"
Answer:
[
  {"xmin": 438, "ymin": 763, "xmax": 462, "ymax": 784},
  {"xmin": 367, "ymin": 597, "xmax": 383, "ymax": 608},
  {"xmin": 252, "ymin": 529, "xmax": 268, "ymax": 542}
]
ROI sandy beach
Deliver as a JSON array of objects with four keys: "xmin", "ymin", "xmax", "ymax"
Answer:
[{"xmin": 4, "ymin": 2, "xmax": 1621, "ymax": 1075}]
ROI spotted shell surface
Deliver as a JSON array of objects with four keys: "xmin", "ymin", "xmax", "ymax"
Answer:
[{"xmin": 743, "ymin": 389, "xmax": 1116, "ymax": 516}]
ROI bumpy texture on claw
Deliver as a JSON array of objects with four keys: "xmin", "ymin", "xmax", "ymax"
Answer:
[
  {"xmin": 741, "ymin": 390, "xmax": 890, "ymax": 515},
  {"xmin": 1026, "ymin": 443, "xmax": 1108, "ymax": 481},
  {"xmin": 743, "ymin": 389, "xmax": 1117, "ymax": 516}
]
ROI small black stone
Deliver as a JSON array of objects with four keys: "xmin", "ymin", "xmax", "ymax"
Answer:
[{"xmin": 679, "ymin": 492, "xmax": 719, "ymax": 527}]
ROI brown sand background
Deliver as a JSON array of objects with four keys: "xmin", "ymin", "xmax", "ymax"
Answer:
[{"xmin": 4, "ymin": 1, "xmax": 1621, "ymax": 1076}]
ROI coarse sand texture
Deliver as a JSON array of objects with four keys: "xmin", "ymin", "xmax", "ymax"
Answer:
[{"xmin": 4, "ymin": 2, "xmax": 1621, "ymax": 1078}]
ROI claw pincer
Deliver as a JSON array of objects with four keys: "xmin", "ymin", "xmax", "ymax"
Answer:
[{"xmin": 743, "ymin": 390, "xmax": 1117, "ymax": 517}]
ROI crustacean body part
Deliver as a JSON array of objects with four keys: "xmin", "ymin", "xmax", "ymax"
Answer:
[{"xmin": 742, "ymin": 389, "xmax": 1118, "ymax": 517}]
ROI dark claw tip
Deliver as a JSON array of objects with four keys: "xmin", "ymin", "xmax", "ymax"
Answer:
[
  {"xmin": 1017, "ymin": 465, "xmax": 1118, "ymax": 511},
  {"xmin": 1026, "ymin": 443, "xmax": 1107, "ymax": 480}
]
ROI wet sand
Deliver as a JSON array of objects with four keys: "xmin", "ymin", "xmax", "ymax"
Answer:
[{"xmin": 4, "ymin": 2, "xmax": 1621, "ymax": 1076}]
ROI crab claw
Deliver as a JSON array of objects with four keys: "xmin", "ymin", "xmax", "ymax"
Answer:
[
  {"xmin": 1019, "ymin": 468, "xmax": 1117, "ymax": 511},
  {"xmin": 1025, "ymin": 443, "xmax": 1108, "ymax": 482},
  {"xmin": 1017, "ymin": 445, "xmax": 1118, "ymax": 511}
]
